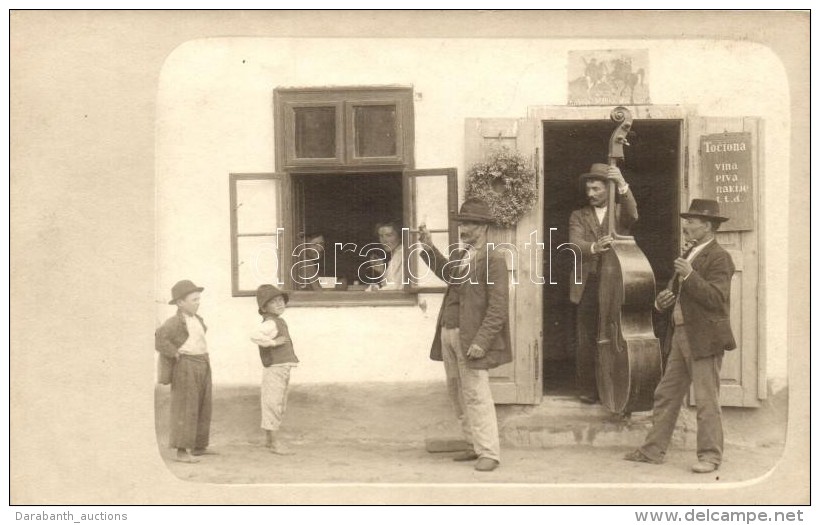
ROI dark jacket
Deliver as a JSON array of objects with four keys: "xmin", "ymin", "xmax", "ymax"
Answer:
[
  {"xmin": 568, "ymin": 188, "xmax": 638, "ymax": 304},
  {"xmin": 154, "ymin": 310, "xmax": 207, "ymax": 384},
  {"xmin": 662, "ymin": 239, "xmax": 737, "ymax": 359},
  {"xmin": 422, "ymin": 243, "xmax": 512, "ymax": 370}
]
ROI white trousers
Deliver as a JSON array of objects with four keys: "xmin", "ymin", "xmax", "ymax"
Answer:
[
  {"xmin": 441, "ymin": 327, "xmax": 501, "ymax": 462},
  {"xmin": 261, "ymin": 365, "xmax": 292, "ymax": 432}
]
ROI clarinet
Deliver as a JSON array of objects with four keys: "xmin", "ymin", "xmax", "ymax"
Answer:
[{"xmin": 672, "ymin": 239, "xmax": 698, "ymax": 293}]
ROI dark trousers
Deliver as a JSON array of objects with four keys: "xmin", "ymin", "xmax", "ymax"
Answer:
[
  {"xmin": 639, "ymin": 326, "xmax": 724, "ymax": 465},
  {"xmin": 169, "ymin": 354, "xmax": 212, "ymax": 450},
  {"xmin": 576, "ymin": 274, "xmax": 599, "ymax": 399}
]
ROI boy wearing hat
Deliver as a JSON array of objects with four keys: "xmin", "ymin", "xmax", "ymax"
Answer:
[
  {"xmin": 250, "ymin": 284, "xmax": 299, "ymax": 454},
  {"xmin": 155, "ymin": 280, "xmax": 213, "ymax": 463},
  {"xmin": 569, "ymin": 164, "xmax": 638, "ymax": 404},
  {"xmin": 624, "ymin": 199, "xmax": 736, "ymax": 473}
]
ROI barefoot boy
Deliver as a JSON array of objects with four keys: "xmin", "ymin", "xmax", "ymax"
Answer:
[
  {"xmin": 155, "ymin": 280, "xmax": 213, "ymax": 463},
  {"xmin": 250, "ymin": 284, "xmax": 299, "ymax": 454}
]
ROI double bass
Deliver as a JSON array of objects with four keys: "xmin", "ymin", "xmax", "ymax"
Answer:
[{"xmin": 596, "ymin": 106, "xmax": 662, "ymax": 415}]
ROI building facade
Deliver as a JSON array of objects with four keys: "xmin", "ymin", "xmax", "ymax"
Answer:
[{"xmin": 156, "ymin": 37, "xmax": 789, "ymax": 409}]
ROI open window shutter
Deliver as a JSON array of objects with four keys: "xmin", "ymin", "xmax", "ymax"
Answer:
[
  {"xmin": 687, "ymin": 117, "xmax": 763, "ymax": 407},
  {"xmin": 403, "ymin": 168, "xmax": 458, "ymax": 292},
  {"xmin": 464, "ymin": 118, "xmax": 543, "ymax": 404},
  {"xmin": 230, "ymin": 173, "xmax": 291, "ymax": 296}
]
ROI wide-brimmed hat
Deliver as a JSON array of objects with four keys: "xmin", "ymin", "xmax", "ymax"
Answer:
[
  {"xmin": 168, "ymin": 280, "xmax": 204, "ymax": 305},
  {"xmin": 256, "ymin": 284, "xmax": 289, "ymax": 314},
  {"xmin": 452, "ymin": 198, "xmax": 494, "ymax": 223},
  {"xmin": 578, "ymin": 163, "xmax": 611, "ymax": 188},
  {"xmin": 680, "ymin": 199, "xmax": 729, "ymax": 222}
]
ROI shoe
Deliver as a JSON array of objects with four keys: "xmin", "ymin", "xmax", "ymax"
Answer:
[
  {"xmin": 623, "ymin": 449, "xmax": 662, "ymax": 464},
  {"xmin": 173, "ymin": 451, "xmax": 200, "ymax": 463},
  {"xmin": 579, "ymin": 395, "xmax": 599, "ymax": 405},
  {"xmin": 691, "ymin": 461, "xmax": 719, "ymax": 473},
  {"xmin": 191, "ymin": 448, "xmax": 218, "ymax": 456},
  {"xmin": 474, "ymin": 458, "xmax": 499, "ymax": 472},
  {"xmin": 268, "ymin": 442, "xmax": 295, "ymax": 456},
  {"xmin": 452, "ymin": 451, "xmax": 479, "ymax": 462}
]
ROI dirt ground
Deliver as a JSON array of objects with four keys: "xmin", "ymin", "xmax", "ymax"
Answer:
[{"xmin": 155, "ymin": 382, "xmax": 785, "ymax": 485}]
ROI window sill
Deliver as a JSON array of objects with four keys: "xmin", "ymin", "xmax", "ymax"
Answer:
[
  {"xmin": 286, "ymin": 290, "xmax": 417, "ymax": 307},
  {"xmin": 232, "ymin": 288, "xmax": 445, "ymax": 305}
]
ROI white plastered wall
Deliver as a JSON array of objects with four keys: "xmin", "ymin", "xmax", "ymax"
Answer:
[{"xmin": 156, "ymin": 38, "xmax": 789, "ymax": 387}]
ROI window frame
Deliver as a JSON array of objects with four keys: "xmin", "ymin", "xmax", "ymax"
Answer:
[
  {"xmin": 229, "ymin": 172, "xmax": 291, "ymax": 297},
  {"xmin": 402, "ymin": 168, "xmax": 460, "ymax": 294},
  {"xmin": 274, "ymin": 86, "xmax": 414, "ymax": 171},
  {"xmin": 344, "ymin": 99, "xmax": 407, "ymax": 166},
  {"xmin": 283, "ymin": 100, "xmax": 345, "ymax": 167},
  {"xmin": 228, "ymin": 86, "xmax": 452, "ymax": 305},
  {"xmin": 229, "ymin": 169, "xmax": 460, "ymax": 303}
]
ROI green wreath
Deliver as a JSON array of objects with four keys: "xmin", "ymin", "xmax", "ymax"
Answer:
[{"xmin": 465, "ymin": 146, "xmax": 537, "ymax": 228}]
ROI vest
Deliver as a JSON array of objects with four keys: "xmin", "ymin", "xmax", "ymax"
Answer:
[
  {"xmin": 258, "ymin": 316, "xmax": 299, "ymax": 367},
  {"xmin": 441, "ymin": 249, "xmax": 471, "ymax": 329},
  {"xmin": 671, "ymin": 243, "xmax": 701, "ymax": 326},
  {"xmin": 441, "ymin": 284, "xmax": 461, "ymax": 328}
]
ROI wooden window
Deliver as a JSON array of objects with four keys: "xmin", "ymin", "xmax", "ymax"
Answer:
[
  {"xmin": 229, "ymin": 87, "xmax": 453, "ymax": 305},
  {"xmin": 229, "ymin": 169, "xmax": 458, "ymax": 303},
  {"xmin": 275, "ymin": 87, "xmax": 414, "ymax": 170},
  {"xmin": 403, "ymin": 168, "xmax": 459, "ymax": 292},
  {"xmin": 283, "ymin": 101, "xmax": 344, "ymax": 167},
  {"xmin": 229, "ymin": 174, "xmax": 290, "ymax": 296},
  {"xmin": 294, "ymin": 106, "xmax": 338, "ymax": 159}
]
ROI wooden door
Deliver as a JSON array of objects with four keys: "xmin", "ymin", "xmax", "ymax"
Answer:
[
  {"xmin": 464, "ymin": 118, "xmax": 543, "ymax": 404},
  {"xmin": 687, "ymin": 117, "xmax": 764, "ymax": 407}
]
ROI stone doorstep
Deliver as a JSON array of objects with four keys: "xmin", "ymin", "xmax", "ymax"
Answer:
[
  {"xmin": 495, "ymin": 386, "xmax": 786, "ymax": 451},
  {"xmin": 499, "ymin": 396, "xmax": 700, "ymax": 449},
  {"xmin": 426, "ymin": 396, "xmax": 698, "ymax": 451}
]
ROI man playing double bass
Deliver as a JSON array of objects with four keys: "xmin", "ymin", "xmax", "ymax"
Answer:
[
  {"xmin": 569, "ymin": 163, "xmax": 638, "ymax": 404},
  {"xmin": 625, "ymin": 199, "xmax": 736, "ymax": 473}
]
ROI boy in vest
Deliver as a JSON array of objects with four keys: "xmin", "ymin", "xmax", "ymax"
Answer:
[
  {"xmin": 250, "ymin": 284, "xmax": 298, "ymax": 454},
  {"xmin": 155, "ymin": 279, "xmax": 213, "ymax": 463}
]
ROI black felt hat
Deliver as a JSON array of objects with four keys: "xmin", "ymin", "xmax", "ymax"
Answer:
[
  {"xmin": 680, "ymin": 199, "xmax": 729, "ymax": 222},
  {"xmin": 168, "ymin": 280, "xmax": 204, "ymax": 305}
]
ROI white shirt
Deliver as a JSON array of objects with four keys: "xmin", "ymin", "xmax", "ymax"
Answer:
[
  {"xmin": 592, "ymin": 183, "xmax": 629, "ymax": 231},
  {"xmin": 686, "ymin": 238, "xmax": 712, "ymax": 261},
  {"xmin": 380, "ymin": 245, "xmax": 405, "ymax": 290},
  {"xmin": 178, "ymin": 314, "xmax": 208, "ymax": 355},
  {"xmin": 594, "ymin": 206, "xmax": 607, "ymax": 225},
  {"xmin": 250, "ymin": 318, "xmax": 279, "ymax": 347}
]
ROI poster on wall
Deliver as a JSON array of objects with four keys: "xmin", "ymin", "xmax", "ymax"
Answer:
[
  {"xmin": 567, "ymin": 49, "xmax": 650, "ymax": 106},
  {"xmin": 701, "ymin": 132, "xmax": 755, "ymax": 231}
]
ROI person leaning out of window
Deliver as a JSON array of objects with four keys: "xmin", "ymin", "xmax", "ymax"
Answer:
[
  {"xmin": 366, "ymin": 220, "xmax": 405, "ymax": 291},
  {"xmin": 294, "ymin": 232, "xmax": 327, "ymax": 291}
]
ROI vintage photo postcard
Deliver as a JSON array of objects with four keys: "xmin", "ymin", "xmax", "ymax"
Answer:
[{"xmin": 9, "ymin": 10, "xmax": 810, "ymax": 506}]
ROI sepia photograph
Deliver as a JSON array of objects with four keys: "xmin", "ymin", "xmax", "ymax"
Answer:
[{"xmin": 9, "ymin": 9, "xmax": 810, "ymax": 508}]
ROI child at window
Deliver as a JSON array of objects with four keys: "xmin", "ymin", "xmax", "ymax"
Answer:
[{"xmin": 250, "ymin": 284, "xmax": 299, "ymax": 454}]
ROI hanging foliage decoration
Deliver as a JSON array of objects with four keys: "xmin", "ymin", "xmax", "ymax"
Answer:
[{"xmin": 465, "ymin": 146, "xmax": 537, "ymax": 228}]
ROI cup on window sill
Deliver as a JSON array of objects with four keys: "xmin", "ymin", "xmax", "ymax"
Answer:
[
  {"xmin": 318, "ymin": 277, "xmax": 337, "ymax": 290},
  {"xmin": 335, "ymin": 277, "xmax": 349, "ymax": 291}
]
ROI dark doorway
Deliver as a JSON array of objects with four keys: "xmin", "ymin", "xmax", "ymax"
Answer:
[{"xmin": 542, "ymin": 119, "xmax": 681, "ymax": 395}]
